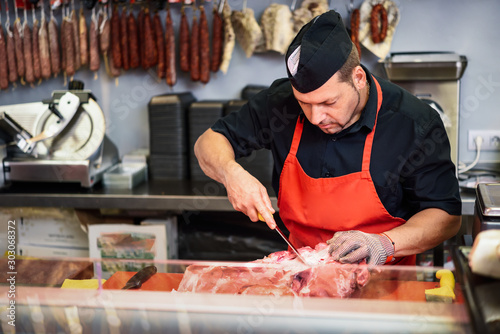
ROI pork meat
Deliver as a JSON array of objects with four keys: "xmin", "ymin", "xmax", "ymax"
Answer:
[{"xmin": 177, "ymin": 243, "xmax": 370, "ymax": 298}]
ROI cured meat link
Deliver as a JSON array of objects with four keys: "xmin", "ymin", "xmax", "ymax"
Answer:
[
  {"xmin": 143, "ymin": 7, "xmax": 157, "ymax": 69},
  {"xmin": 63, "ymin": 16, "xmax": 75, "ymax": 77},
  {"xmin": 370, "ymin": 4, "xmax": 388, "ymax": 44},
  {"xmin": 199, "ymin": 5, "xmax": 210, "ymax": 84},
  {"xmin": 89, "ymin": 10, "xmax": 100, "ymax": 72},
  {"xmin": 23, "ymin": 19, "xmax": 35, "ymax": 84},
  {"xmin": 189, "ymin": 9, "xmax": 200, "ymax": 81},
  {"xmin": 153, "ymin": 11, "xmax": 164, "ymax": 79},
  {"xmin": 138, "ymin": 7, "xmax": 146, "ymax": 69},
  {"xmin": 13, "ymin": 18, "xmax": 25, "ymax": 80},
  {"xmin": 39, "ymin": 17, "xmax": 52, "ymax": 79},
  {"xmin": 179, "ymin": 7, "xmax": 190, "ymax": 72},
  {"xmin": 48, "ymin": 17, "xmax": 61, "ymax": 76},
  {"xmin": 111, "ymin": 5, "xmax": 122, "ymax": 69},
  {"xmin": 120, "ymin": 7, "xmax": 130, "ymax": 70},
  {"xmin": 128, "ymin": 11, "xmax": 139, "ymax": 69},
  {"xmin": 32, "ymin": 18, "xmax": 41, "ymax": 81},
  {"xmin": 71, "ymin": 9, "xmax": 81, "ymax": 71},
  {"xmin": 6, "ymin": 26, "xmax": 18, "ymax": 83},
  {"xmin": 61, "ymin": 17, "xmax": 66, "ymax": 75},
  {"xmin": 165, "ymin": 8, "xmax": 176, "ymax": 86},
  {"xmin": 350, "ymin": 8, "xmax": 361, "ymax": 58},
  {"xmin": 0, "ymin": 26, "xmax": 9, "ymax": 89},
  {"xmin": 99, "ymin": 10, "xmax": 110, "ymax": 55},
  {"xmin": 210, "ymin": 6, "xmax": 223, "ymax": 72}
]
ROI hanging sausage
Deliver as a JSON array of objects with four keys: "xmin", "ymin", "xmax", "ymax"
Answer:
[
  {"xmin": 199, "ymin": 4, "xmax": 210, "ymax": 84},
  {"xmin": 120, "ymin": 6, "xmax": 129, "ymax": 70},
  {"xmin": 88, "ymin": 7, "xmax": 100, "ymax": 75},
  {"xmin": 189, "ymin": 6, "xmax": 200, "ymax": 81},
  {"xmin": 32, "ymin": 6, "xmax": 41, "ymax": 82},
  {"xmin": 179, "ymin": 5, "xmax": 189, "ymax": 72},
  {"xmin": 210, "ymin": 2, "xmax": 223, "ymax": 73},
  {"xmin": 165, "ymin": 5, "xmax": 176, "ymax": 87},
  {"xmin": 0, "ymin": 23, "xmax": 9, "ymax": 90},
  {"xmin": 128, "ymin": 8, "xmax": 139, "ymax": 69},
  {"xmin": 153, "ymin": 11, "xmax": 164, "ymax": 79}
]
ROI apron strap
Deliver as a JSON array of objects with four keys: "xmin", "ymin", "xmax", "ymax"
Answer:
[
  {"xmin": 289, "ymin": 116, "xmax": 304, "ymax": 156},
  {"xmin": 361, "ymin": 75, "xmax": 383, "ymax": 172}
]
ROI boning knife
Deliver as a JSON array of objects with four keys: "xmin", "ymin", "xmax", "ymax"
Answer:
[{"xmin": 258, "ymin": 213, "xmax": 309, "ymax": 265}]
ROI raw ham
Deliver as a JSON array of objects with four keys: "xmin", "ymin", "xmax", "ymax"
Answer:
[{"xmin": 177, "ymin": 243, "xmax": 370, "ymax": 298}]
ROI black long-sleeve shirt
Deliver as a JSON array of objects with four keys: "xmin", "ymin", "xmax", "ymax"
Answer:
[{"xmin": 212, "ymin": 67, "xmax": 462, "ymax": 220}]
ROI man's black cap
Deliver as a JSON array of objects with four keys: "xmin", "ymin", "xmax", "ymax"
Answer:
[{"xmin": 286, "ymin": 10, "xmax": 352, "ymax": 93}]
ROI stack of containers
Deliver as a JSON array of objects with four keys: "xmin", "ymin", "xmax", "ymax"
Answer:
[
  {"xmin": 188, "ymin": 101, "xmax": 226, "ymax": 181},
  {"xmin": 148, "ymin": 93, "xmax": 196, "ymax": 180}
]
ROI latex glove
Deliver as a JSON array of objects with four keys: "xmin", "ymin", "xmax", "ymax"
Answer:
[{"xmin": 327, "ymin": 230, "xmax": 394, "ymax": 265}]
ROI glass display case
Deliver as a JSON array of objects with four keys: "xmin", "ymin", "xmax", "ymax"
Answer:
[{"xmin": 0, "ymin": 256, "xmax": 471, "ymax": 334}]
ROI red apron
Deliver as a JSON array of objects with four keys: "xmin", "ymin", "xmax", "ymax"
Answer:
[{"xmin": 278, "ymin": 76, "xmax": 415, "ymax": 265}]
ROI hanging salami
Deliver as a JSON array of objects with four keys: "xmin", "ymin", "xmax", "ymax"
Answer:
[{"xmin": 165, "ymin": 7, "xmax": 176, "ymax": 87}]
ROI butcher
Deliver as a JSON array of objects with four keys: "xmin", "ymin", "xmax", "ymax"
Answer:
[{"xmin": 194, "ymin": 10, "xmax": 461, "ymax": 266}]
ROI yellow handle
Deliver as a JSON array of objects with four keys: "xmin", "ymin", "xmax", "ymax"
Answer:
[
  {"xmin": 436, "ymin": 269, "xmax": 455, "ymax": 290},
  {"xmin": 257, "ymin": 213, "xmax": 265, "ymax": 221}
]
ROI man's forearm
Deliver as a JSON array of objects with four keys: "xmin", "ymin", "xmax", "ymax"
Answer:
[
  {"xmin": 194, "ymin": 129, "xmax": 241, "ymax": 186},
  {"xmin": 384, "ymin": 208, "xmax": 461, "ymax": 257}
]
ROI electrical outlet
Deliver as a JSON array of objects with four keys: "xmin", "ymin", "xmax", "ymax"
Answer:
[{"xmin": 468, "ymin": 130, "xmax": 500, "ymax": 151}]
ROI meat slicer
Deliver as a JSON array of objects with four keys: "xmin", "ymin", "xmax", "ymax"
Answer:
[{"xmin": 0, "ymin": 85, "xmax": 119, "ymax": 188}]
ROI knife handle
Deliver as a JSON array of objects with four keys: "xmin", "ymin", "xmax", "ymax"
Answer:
[{"xmin": 257, "ymin": 212, "xmax": 276, "ymax": 229}]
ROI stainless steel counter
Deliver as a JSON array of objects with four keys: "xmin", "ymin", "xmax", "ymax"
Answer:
[
  {"xmin": 0, "ymin": 180, "xmax": 277, "ymax": 212},
  {"xmin": 0, "ymin": 179, "xmax": 474, "ymax": 215}
]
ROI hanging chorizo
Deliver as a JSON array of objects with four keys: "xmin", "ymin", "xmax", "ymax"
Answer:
[
  {"xmin": 0, "ymin": 25, "xmax": 9, "ymax": 89},
  {"xmin": 71, "ymin": 9, "xmax": 81, "ymax": 71},
  {"xmin": 110, "ymin": 5, "xmax": 122, "ymax": 69},
  {"xmin": 199, "ymin": 5, "xmax": 210, "ymax": 84},
  {"xmin": 39, "ymin": 16, "xmax": 52, "ymax": 80},
  {"xmin": 120, "ymin": 7, "xmax": 129, "ymax": 70},
  {"xmin": 22, "ymin": 18, "xmax": 34, "ymax": 84},
  {"xmin": 138, "ymin": 7, "xmax": 146, "ymax": 69},
  {"xmin": 350, "ymin": 8, "xmax": 361, "ymax": 58},
  {"xmin": 99, "ymin": 9, "xmax": 110, "ymax": 55},
  {"xmin": 128, "ymin": 10, "xmax": 139, "ymax": 69},
  {"xmin": 32, "ymin": 15, "xmax": 41, "ymax": 81},
  {"xmin": 63, "ymin": 16, "xmax": 75, "ymax": 77},
  {"xmin": 13, "ymin": 18, "xmax": 24, "ymax": 80},
  {"xmin": 89, "ymin": 9, "xmax": 100, "ymax": 72},
  {"xmin": 153, "ymin": 11, "xmax": 164, "ymax": 79},
  {"xmin": 179, "ymin": 7, "xmax": 189, "ymax": 72},
  {"xmin": 6, "ymin": 25, "xmax": 18, "ymax": 84},
  {"xmin": 210, "ymin": 5, "xmax": 223, "ymax": 73},
  {"xmin": 165, "ymin": 7, "xmax": 176, "ymax": 86},
  {"xmin": 370, "ymin": 4, "xmax": 387, "ymax": 44},
  {"xmin": 48, "ymin": 15, "xmax": 61, "ymax": 76},
  {"xmin": 143, "ymin": 8, "xmax": 157, "ymax": 69},
  {"xmin": 190, "ymin": 10, "xmax": 199, "ymax": 82}
]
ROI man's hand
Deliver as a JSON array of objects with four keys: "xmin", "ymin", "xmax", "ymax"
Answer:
[
  {"xmin": 224, "ymin": 165, "xmax": 276, "ymax": 229},
  {"xmin": 327, "ymin": 230, "xmax": 394, "ymax": 265}
]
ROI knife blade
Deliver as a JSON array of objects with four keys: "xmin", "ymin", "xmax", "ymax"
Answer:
[
  {"xmin": 258, "ymin": 213, "xmax": 309, "ymax": 265},
  {"xmin": 121, "ymin": 265, "xmax": 157, "ymax": 290}
]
